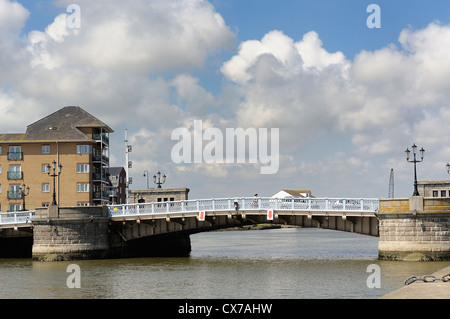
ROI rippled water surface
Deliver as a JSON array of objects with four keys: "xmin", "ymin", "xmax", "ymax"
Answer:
[{"xmin": 0, "ymin": 228, "xmax": 448, "ymax": 298}]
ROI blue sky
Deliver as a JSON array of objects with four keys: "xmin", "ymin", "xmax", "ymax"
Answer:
[{"xmin": 2, "ymin": 0, "xmax": 450, "ymax": 200}]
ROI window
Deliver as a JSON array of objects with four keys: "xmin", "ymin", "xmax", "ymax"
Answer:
[
  {"xmin": 77, "ymin": 164, "xmax": 90, "ymax": 173},
  {"xmin": 433, "ymin": 190, "xmax": 439, "ymax": 197},
  {"xmin": 41, "ymin": 145, "xmax": 50, "ymax": 154},
  {"xmin": 8, "ymin": 146, "xmax": 22, "ymax": 160},
  {"xmin": 8, "ymin": 165, "xmax": 22, "ymax": 180},
  {"xmin": 0, "ymin": 164, "xmax": 2, "ymax": 174},
  {"xmin": 9, "ymin": 146, "xmax": 21, "ymax": 153},
  {"xmin": 77, "ymin": 145, "xmax": 92, "ymax": 154},
  {"xmin": 0, "ymin": 146, "xmax": 2, "ymax": 154},
  {"xmin": 441, "ymin": 190, "xmax": 447, "ymax": 197},
  {"xmin": 9, "ymin": 204, "xmax": 21, "ymax": 212},
  {"xmin": 42, "ymin": 164, "xmax": 50, "ymax": 173},
  {"xmin": 77, "ymin": 202, "xmax": 90, "ymax": 207},
  {"xmin": 77, "ymin": 183, "xmax": 90, "ymax": 192},
  {"xmin": 42, "ymin": 203, "xmax": 49, "ymax": 207},
  {"xmin": 41, "ymin": 184, "xmax": 50, "ymax": 192},
  {"xmin": 8, "ymin": 184, "xmax": 21, "ymax": 199},
  {"xmin": 0, "ymin": 183, "xmax": 2, "ymax": 193}
]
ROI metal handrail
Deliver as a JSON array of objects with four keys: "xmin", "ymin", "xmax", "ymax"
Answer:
[
  {"xmin": 108, "ymin": 197, "xmax": 380, "ymax": 218},
  {"xmin": 0, "ymin": 197, "xmax": 380, "ymax": 225}
]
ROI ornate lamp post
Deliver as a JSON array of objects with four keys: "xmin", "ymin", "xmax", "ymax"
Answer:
[
  {"xmin": 20, "ymin": 184, "xmax": 30, "ymax": 211},
  {"xmin": 153, "ymin": 171, "xmax": 166, "ymax": 188},
  {"xmin": 47, "ymin": 160, "xmax": 62, "ymax": 205},
  {"xmin": 405, "ymin": 144, "xmax": 425, "ymax": 196},
  {"xmin": 446, "ymin": 163, "xmax": 450, "ymax": 175}
]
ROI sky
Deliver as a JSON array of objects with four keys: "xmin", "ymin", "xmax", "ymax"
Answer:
[{"xmin": 2, "ymin": 0, "xmax": 450, "ymax": 200}]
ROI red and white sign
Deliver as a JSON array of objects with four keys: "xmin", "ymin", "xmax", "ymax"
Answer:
[
  {"xmin": 198, "ymin": 211, "xmax": 205, "ymax": 221},
  {"xmin": 266, "ymin": 209, "xmax": 273, "ymax": 221}
]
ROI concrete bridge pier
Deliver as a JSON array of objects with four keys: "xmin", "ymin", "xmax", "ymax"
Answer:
[
  {"xmin": 31, "ymin": 206, "xmax": 110, "ymax": 261},
  {"xmin": 31, "ymin": 206, "xmax": 193, "ymax": 261},
  {"xmin": 378, "ymin": 196, "xmax": 450, "ymax": 261}
]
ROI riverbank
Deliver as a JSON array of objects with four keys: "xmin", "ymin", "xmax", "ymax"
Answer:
[{"xmin": 380, "ymin": 265, "xmax": 450, "ymax": 299}]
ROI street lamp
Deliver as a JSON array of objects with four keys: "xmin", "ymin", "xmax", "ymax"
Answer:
[
  {"xmin": 405, "ymin": 144, "xmax": 425, "ymax": 196},
  {"xmin": 47, "ymin": 160, "xmax": 62, "ymax": 205},
  {"xmin": 20, "ymin": 184, "xmax": 30, "ymax": 211},
  {"xmin": 143, "ymin": 170, "xmax": 149, "ymax": 189},
  {"xmin": 446, "ymin": 163, "xmax": 450, "ymax": 175},
  {"xmin": 153, "ymin": 171, "xmax": 166, "ymax": 188}
]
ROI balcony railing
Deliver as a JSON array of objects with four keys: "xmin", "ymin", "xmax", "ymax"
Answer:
[
  {"xmin": 7, "ymin": 152, "xmax": 23, "ymax": 161},
  {"xmin": 7, "ymin": 171, "xmax": 23, "ymax": 180},
  {"xmin": 92, "ymin": 154, "xmax": 109, "ymax": 164},
  {"xmin": 92, "ymin": 133, "xmax": 109, "ymax": 145},
  {"xmin": 7, "ymin": 191, "xmax": 22, "ymax": 199},
  {"xmin": 93, "ymin": 191, "xmax": 110, "ymax": 201},
  {"xmin": 92, "ymin": 172, "xmax": 108, "ymax": 183}
]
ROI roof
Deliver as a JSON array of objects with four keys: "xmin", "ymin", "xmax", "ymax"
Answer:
[
  {"xmin": 0, "ymin": 106, "xmax": 113, "ymax": 143},
  {"xmin": 272, "ymin": 189, "xmax": 313, "ymax": 198},
  {"xmin": 106, "ymin": 167, "xmax": 125, "ymax": 176}
]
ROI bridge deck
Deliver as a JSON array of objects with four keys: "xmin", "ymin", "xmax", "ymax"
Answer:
[
  {"xmin": 0, "ymin": 197, "xmax": 379, "ymax": 227},
  {"xmin": 108, "ymin": 197, "xmax": 379, "ymax": 220}
]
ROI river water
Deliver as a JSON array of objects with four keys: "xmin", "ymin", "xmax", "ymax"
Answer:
[{"xmin": 0, "ymin": 227, "xmax": 448, "ymax": 299}]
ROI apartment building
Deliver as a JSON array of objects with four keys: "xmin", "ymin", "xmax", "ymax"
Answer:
[{"xmin": 0, "ymin": 106, "xmax": 113, "ymax": 211}]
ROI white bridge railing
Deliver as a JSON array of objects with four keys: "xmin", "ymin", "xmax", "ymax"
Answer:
[
  {"xmin": 0, "ymin": 198, "xmax": 379, "ymax": 226},
  {"xmin": 108, "ymin": 197, "xmax": 379, "ymax": 218},
  {"xmin": 0, "ymin": 211, "xmax": 35, "ymax": 225}
]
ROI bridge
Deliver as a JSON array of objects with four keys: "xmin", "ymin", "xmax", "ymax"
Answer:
[
  {"xmin": 1, "ymin": 196, "xmax": 448, "ymax": 262},
  {"xmin": 1, "ymin": 196, "xmax": 379, "ymax": 235}
]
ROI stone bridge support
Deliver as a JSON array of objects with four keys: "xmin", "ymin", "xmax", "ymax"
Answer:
[
  {"xmin": 32, "ymin": 205, "xmax": 110, "ymax": 261},
  {"xmin": 378, "ymin": 197, "xmax": 450, "ymax": 261}
]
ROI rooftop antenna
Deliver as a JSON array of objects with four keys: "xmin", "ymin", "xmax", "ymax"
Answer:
[{"xmin": 388, "ymin": 168, "xmax": 394, "ymax": 198}]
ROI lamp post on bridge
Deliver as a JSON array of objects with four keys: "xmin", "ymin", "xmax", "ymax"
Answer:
[
  {"xmin": 446, "ymin": 163, "xmax": 450, "ymax": 175},
  {"xmin": 47, "ymin": 160, "xmax": 62, "ymax": 206},
  {"xmin": 20, "ymin": 184, "xmax": 30, "ymax": 211},
  {"xmin": 405, "ymin": 144, "xmax": 424, "ymax": 197},
  {"xmin": 153, "ymin": 171, "xmax": 166, "ymax": 188}
]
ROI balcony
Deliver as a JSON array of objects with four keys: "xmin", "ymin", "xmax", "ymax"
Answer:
[
  {"xmin": 92, "ymin": 172, "xmax": 109, "ymax": 183},
  {"xmin": 7, "ymin": 152, "xmax": 23, "ymax": 161},
  {"xmin": 7, "ymin": 171, "xmax": 23, "ymax": 180},
  {"xmin": 92, "ymin": 191, "xmax": 110, "ymax": 201},
  {"xmin": 92, "ymin": 153, "xmax": 109, "ymax": 164},
  {"xmin": 7, "ymin": 191, "xmax": 22, "ymax": 200},
  {"xmin": 93, "ymin": 133, "xmax": 109, "ymax": 145}
]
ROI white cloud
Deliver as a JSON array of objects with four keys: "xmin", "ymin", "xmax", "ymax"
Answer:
[
  {"xmin": 218, "ymin": 22, "xmax": 450, "ymax": 197},
  {"xmin": 2, "ymin": 0, "xmax": 450, "ymax": 198},
  {"xmin": 43, "ymin": 0, "xmax": 236, "ymax": 74},
  {"xmin": 0, "ymin": 0, "xmax": 29, "ymax": 33}
]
